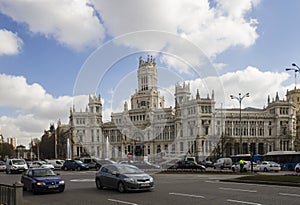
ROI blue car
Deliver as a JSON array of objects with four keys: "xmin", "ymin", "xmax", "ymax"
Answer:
[
  {"xmin": 61, "ymin": 159, "xmax": 89, "ymax": 171},
  {"xmin": 21, "ymin": 168, "xmax": 65, "ymax": 194}
]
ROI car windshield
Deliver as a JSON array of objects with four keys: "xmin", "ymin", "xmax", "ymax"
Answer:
[
  {"xmin": 33, "ymin": 169, "xmax": 56, "ymax": 177},
  {"xmin": 75, "ymin": 160, "xmax": 83, "ymax": 164},
  {"xmin": 12, "ymin": 159, "xmax": 25, "ymax": 165},
  {"xmin": 118, "ymin": 166, "xmax": 144, "ymax": 174}
]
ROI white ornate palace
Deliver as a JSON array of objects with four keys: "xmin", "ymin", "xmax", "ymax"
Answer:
[{"xmin": 68, "ymin": 56, "xmax": 300, "ymax": 160}]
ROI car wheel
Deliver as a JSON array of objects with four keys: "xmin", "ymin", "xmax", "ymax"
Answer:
[
  {"xmin": 64, "ymin": 167, "xmax": 68, "ymax": 171},
  {"xmin": 296, "ymin": 168, "xmax": 300, "ymax": 173},
  {"xmin": 118, "ymin": 182, "xmax": 126, "ymax": 193},
  {"xmin": 22, "ymin": 183, "xmax": 27, "ymax": 191},
  {"xmin": 232, "ymin": 167, "xmax": 235, "ymax": 172},
  {"xmin": 264, "ymin": 167, "xmax": 268, "ymax": 172},
  {"xmin": 32, "ymin": 185, "xmax": 38, "ymax": 195},
  {"xmin": 76, "ymin": 166, "xmax": 81, "ymax": 171},
  {"xmin": 58, "ymin": 187, "xmax": 65, "ymax": 193},
  {"xmin": 96, "ymin": 178, "xmax": 103, "ymax": 190}
]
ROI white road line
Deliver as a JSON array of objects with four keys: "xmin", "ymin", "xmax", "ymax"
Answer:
[
  {"xmin": 169, "ymin": 192, "xmax": 205, "ymax": 198},
  {"xmin": 227, "ymin": 199, "xmax": 262, "ymax": 205},
  {"xmin": 69, "ymin": 179, "xmax": 94, "ymax": 182},
  {"xmin": 108, "ymin": 199, "xmax": 138, "ymax": 205},
  {"xmin": 279, "ymin": 193, "xmax": 300, "ymax": 197},
  {"xmin": 205, "ymin": 180, "xmax": 223, "ymax": 183},
  {"xmin": 219, "ymin": 187, "xmax": 257, "ymax": 193}
]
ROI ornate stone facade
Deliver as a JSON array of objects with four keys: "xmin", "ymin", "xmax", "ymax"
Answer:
[{"xmin": 69, "ymin": 56, "xmax": 297, "ymax": 161}]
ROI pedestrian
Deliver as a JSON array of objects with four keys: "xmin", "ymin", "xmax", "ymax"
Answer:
[{"xmin": 239, "ymin": 159, "xmax": 244, "ymax": 172}]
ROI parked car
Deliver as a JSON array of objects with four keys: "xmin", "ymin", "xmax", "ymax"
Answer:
[
  {"xmin": 80, "ymin": 158, "xmax": 115, "ymax": 170},
  {"xmin": 168, "ymin": 160, "xmax": 206, "ymax": 171},
  {"xmin": 119, "ymin": 160, "xmax": 160, "ymax": 169},
  {"xmin": 80, "ymin": 158, "xmax": 98, "ymax": 169},
  {"xmin": 30, "ymin": 161, "xmax": 55, "ymax": 170},
  {"xmin": 199, "ymin": 160, "xmax": 214, "ymax": 168},
  {"xmin": 21, "ymin": 168, "xmax": 65, "ymax": 194},
  {"xmin": 257, "ymin": 161, "xmax": 281, "ymax": 172},
  {"xmin": 0, "ymin": 160, "xmax": 6, "ymax": 172},
  {"xmin": 294, "ymin": 162, "xmax": 300, "ymax": 173},
  {"xmin": 45, "ymin": 159, "xmax": 64, "ymax": 170},
  {"xmin": 159, "ymin": 158, "xmax": 182, "ymax": 169},
  {"xmin": 213, "ymin": 158, "xmax": 232, "ymax": 170},
  {"xmin": 95, "ymin": 164, "xmax": 154, "ymax": 193},
  {"xmin": 61, "ymin": 159, "xmax": 89, "ymax": 171},
  {"xmin": 5, "ymin": 158, "xmax": 28, "ymax": 174},
  {"xmin": 231, "ymin": 161, "xmax": 259, "ymax": 172}
]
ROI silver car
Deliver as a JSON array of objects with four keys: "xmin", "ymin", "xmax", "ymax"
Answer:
[
  {"xmin": 258, "ymin": 161, "xmax": 281, "ymax": 172},
  {"xmin": 95, "ymin": 164, "xmax": 154, "ymax": 193},
  {"xmin": 0, "ymin": 160, "xmax": 6, "ymax": 172}
]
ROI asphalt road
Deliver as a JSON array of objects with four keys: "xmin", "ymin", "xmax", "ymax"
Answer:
[{"xmin": 1, "ymin": 170, "xmax": 300, "ymax": 205}]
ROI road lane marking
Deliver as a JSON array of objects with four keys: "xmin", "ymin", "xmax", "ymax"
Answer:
[
  {"xmin": 219, "ymin": 187, "xmax": 257, "ymax": 193},
  {"xmin": 70, "ymin": 179, "xmax": 94, "ymax": 182},
  {"xmin": 279, "ymin": 193, "xmax": 300, "ymax": 197},
  {"xmin": 169, "ymin": 192, "xmax": 205, "ymax": 198},
  {"xmin": 205, "ymin": 180, "xmax": 225, "ymax": 184},
  {"xmin": 108, "ymin": 199, "xmax": 138, "ymax": 205},
  {"xmin": 227, "ymin": 199, "xmax": 261, "ymax": 205}
]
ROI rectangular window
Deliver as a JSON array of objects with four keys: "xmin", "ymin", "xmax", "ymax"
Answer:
[
  {"xmin": 97, "ymin": 146, "xmax": 100, "ymax": 157},
  {"xmin": 180, "ymin": 142, "xmax": 184, "ymax": 152}
]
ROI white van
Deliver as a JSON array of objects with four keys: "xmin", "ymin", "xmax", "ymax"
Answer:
[
  {"xmin": 5, "ymin": 158, "xmax": 28, "ymax": 174},
  {"xmin": 213, "ymin": 158, "xmax": 232, "ymax": 170}
]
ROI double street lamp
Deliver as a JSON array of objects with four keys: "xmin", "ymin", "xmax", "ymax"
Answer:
[
  {"xmin": 230, "ymin": 93, "xmax": 250, "ymax": 154},
  {"xmin": 286, "ymin": 63, "xmax": 300, "ymax": 89}
]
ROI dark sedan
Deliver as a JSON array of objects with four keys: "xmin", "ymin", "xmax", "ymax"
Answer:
[
  {"xmin": 61, "ymin": 159, "xmax": 89, "ymax": 171},
  {"xmin": 168, "ymin": 160, "xmax": 206, "ymax": 171},
  {"xmin": 21, "ymin": 168, "xmax": 65, "ymax": 194},
  {"xmin": 95, "ymin": 164, "xmax": 154, "ymax": 193}
]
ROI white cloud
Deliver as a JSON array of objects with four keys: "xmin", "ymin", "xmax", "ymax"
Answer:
[
  {"xmin": 92, "ymin": 0, "xmax": 259, "ymax": 73},
  {"xmin": 0, "ymin": 74, "xmax": 89, "ymax": 147},
  {"xmin": 188, "ymin": 66, "xmax": 290, "ymax": 109},
  {"xmin": 0, "ymin": 0, "xmax": 259, "ymax": 67},
  {"xmin": 0, "ymin": 29, "xmax": 23, "ymax": 55},
  {"xmin": 158, "ymin": 66, "xmax": 290, "ymax": 112},
  {"xmin": 0, "ymin": 0, "xmax": 105, "ymax": 51},
  {"xmin": 215, "ymin": 0, "xmax": 261, "ymax": 19}
]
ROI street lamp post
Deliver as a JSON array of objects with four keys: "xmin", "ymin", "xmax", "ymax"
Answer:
[
  {"xmin": 230, "ymin": 93, "xmax": 250, "ymax": 154},
  {"xmin": 286, "ymin": 63, "xmax": 300, "ymax": 89}
]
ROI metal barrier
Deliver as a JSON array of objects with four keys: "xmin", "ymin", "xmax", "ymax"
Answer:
[{"xmin": 0, "ymin": 182, "xmax": 23, "ymax": 205}]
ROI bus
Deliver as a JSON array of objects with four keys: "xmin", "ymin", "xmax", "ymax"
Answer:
[
  {"xmin": 230, "ymin": 154, "xmax": 262, "ymax": 163},
  {"xmin": 263, "ymin": 151, "xmax": 300, "ymax": 171}
]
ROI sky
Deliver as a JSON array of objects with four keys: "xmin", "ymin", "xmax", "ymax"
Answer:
[{"xmin": 0, "ymin": 0, "xmax": 300, "ymax": 148}]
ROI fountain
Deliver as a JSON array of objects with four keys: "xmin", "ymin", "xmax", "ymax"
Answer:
[
  {"xmin": 106, "ymin": 136, "xmax": 109, "ymax": 159},
  {"xmin": 67, "ymin": 137, "xmax": 70, "ymax": 159}
]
